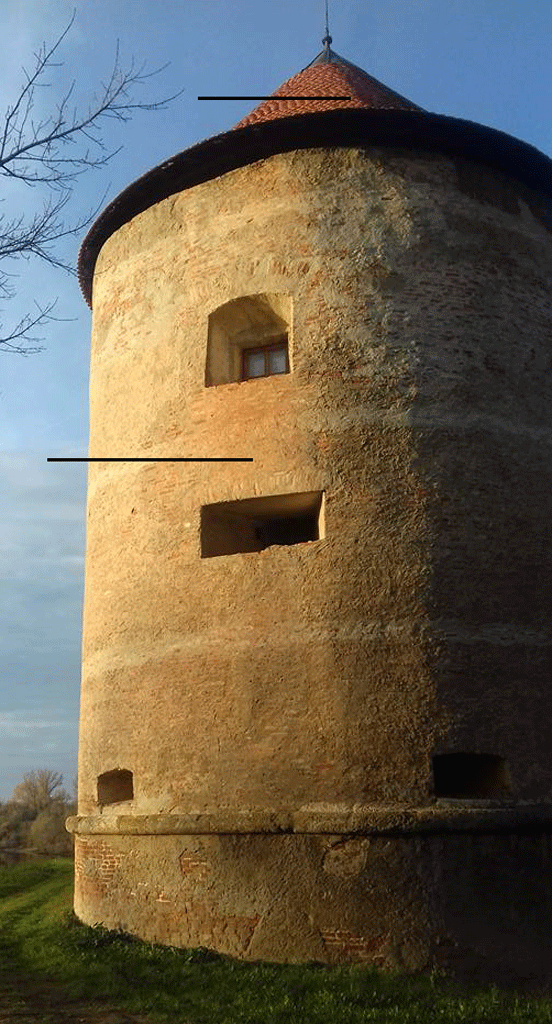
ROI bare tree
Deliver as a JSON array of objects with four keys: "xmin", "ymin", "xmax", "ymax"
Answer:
[
  {"xmin": 0, "ymin": 9, "xmax": 180, "ymax": 353},
  {"xmin": 12, "ymin": 769, "xmax": 65, "ymax": 812},
  {"xmin": 29, "ymin": 803, "xmax": 73, "ymax": 855}
]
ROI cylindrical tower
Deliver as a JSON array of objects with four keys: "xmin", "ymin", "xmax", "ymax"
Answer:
[{"xmin": 68, "ymin": 44, "xmax": 552, "ymax": 990}]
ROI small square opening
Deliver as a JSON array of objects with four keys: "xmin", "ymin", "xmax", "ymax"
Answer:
[
  {"xmin": 201, "ymin": 491, "xmax": 324, "ymax": 558},
  {"xmin": 432, "ymin": 753, "xmax": 509, "ymax": 799},
  {"xmin": 97, "ymin": 769, "xmax": 134, "ymax": 806}
]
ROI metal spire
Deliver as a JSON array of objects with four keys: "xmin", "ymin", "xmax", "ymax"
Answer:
[{"xmin": 322, "ymin": 0, "xmax": 332, "ymax": 49}]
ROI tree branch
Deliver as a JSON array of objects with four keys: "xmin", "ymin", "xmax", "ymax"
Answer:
[{"xmin": 0, "ymin": 9, "xmax": 182, "ymax": 352}]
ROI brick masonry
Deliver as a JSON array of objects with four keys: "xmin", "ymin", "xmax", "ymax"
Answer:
[{"xmin": 72, "ymin": 144, "xmax": 552, "ymax": 992}]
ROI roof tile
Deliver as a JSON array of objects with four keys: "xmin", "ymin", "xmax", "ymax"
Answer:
[{"xmin": 234, "ymin": 47, "xmax": 422, "ymax": 130}]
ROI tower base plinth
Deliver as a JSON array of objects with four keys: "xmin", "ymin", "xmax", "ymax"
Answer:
[{"xmin": 68, "ymin": 808, "xmax": 552, "ymax": 994}]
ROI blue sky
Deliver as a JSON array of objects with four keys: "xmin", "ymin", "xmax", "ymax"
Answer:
[{"xmin": 1, "ymin": 0, "xmax": 551, "ymax": 800}]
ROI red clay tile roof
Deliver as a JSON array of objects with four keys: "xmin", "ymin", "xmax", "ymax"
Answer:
[
  {"xmin": 77, "ymin": 46, "xmax": 552, "ymax": 308},
  {"xmin": 233, "ymin": 47, "xmax": 422, "ymax": 129}
]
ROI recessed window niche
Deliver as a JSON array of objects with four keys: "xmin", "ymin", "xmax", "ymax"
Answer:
[
  {"xmin": 97, "ymin": 769, "xmax": 134, "ymax": 806},
  {"xmin": 201, "ymin": 491, "xmax": 324, "ymax": 558},
  {"xmin": 432, "ymin": 753, "xmax": 509, "ymax": 800},
  {"xmin": 206, "ymin": 293, "xmax": 292, "ymax": 386}
]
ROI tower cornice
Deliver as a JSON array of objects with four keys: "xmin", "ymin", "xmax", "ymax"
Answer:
[{"xmin": 78, "ymin": 106, "xmax": 552, "ymax": 308}]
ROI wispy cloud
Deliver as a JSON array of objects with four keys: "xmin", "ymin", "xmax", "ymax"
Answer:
[
  {"xmin": 0, "ymin": 451, "xmax": 83, "ymax": 796},
  {"xmin": 1, "ymin": 454, "xmax": 85, "ymax": 644},
  {"xmin": 0, "ymin": 711, "xmax": 74, "ymax": 736}
]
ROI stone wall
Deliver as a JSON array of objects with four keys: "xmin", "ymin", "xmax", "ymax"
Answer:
[
  {"xmin": 74, "ymin": 145, "xmax": 552, "ymax": 986},
  {"xmin": 70, "ymin": 816, "xmax": 552, "ymax": 991}
]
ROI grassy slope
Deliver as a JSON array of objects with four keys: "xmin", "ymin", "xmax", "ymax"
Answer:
[{"xmin": 0, "ymin": 859, "xmax": 552, "ymax": 1023}]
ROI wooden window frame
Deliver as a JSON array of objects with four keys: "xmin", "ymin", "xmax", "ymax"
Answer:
[{"xmin": 241, "ymin": 339, "xmax": 289, "ymax": 381}]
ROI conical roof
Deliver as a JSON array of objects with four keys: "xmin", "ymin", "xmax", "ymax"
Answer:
[
  {"xmin": 77, "ymin": 42, "xmax": 552, "ymax": 308},
  {"xmin": 234, "ymin": 45, "xmax": 422, "ymax": 129}
]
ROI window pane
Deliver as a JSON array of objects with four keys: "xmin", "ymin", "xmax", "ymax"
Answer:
[
  {"xmin": 268, "ymin": 347, "xmax": 287, "ymax": 374},
  {"xmin": 245, "ymin": 351, "xmax": 266, "ymax": 377}
]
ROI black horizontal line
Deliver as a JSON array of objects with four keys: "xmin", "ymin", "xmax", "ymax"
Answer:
[
  {"xmin": 47, "ymin": 457, "xmax": 254, "ymax": 463},
  {"xmin": 197, "ymin": 96, "xmax": 351, "ymax": 101}
]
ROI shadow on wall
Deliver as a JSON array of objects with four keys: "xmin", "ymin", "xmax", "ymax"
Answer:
[{"xmin": 407, "ymin": 160, "xmax": 552, "ymax": 804}]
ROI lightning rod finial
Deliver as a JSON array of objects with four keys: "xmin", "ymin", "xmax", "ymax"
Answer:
[{"xmin": 322, "ymin": 0, "xmax": 332, "ymax": 48}]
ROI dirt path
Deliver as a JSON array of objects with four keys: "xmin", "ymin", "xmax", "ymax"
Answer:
[{"xmin": 0, "ymin": 975, "xmax": 160, "ymax": 1023}]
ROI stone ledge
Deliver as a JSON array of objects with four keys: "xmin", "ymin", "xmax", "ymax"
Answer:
[{"xmin": 66, "ymin": 802, "xmax": 552, "ymax": 836}]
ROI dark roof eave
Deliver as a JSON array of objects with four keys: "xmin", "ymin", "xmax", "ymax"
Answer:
[{"xmin": 78, "ymin": 108, "xmax": 552, "ymax": 307}]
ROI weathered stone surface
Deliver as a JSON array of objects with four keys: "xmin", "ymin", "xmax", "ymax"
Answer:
[
  {"xmin": 72, "ymin": 830, "xmax": 552, "ymax": 990},
  {"xmin": 74, "ymin": 144, "xmax": 552, "ymax": 991}
]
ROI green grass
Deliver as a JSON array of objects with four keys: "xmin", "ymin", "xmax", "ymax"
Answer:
[{"xmin": 1, "ymin": 859, "xmax": 552, "ymax": 1023}]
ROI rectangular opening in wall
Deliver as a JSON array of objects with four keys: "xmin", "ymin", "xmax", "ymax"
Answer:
[
  {"xmin": 432, "ymin": 753, "xmax": 509, "ymax": 799},
  {"xmin": 97, "ymin": 769, "xmax": 134, "ymax": 806},
  {"xmin": 201, "ymin": 491, "xmax": 324, "ymax": 558}
]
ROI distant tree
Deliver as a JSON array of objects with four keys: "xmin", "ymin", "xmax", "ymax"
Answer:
[
  {"xmin": 0, "ymin": 9, "xmax": 180, "ymax": 354},
  {"xmin": 0, "ymin": 799, "xmax": 36, "ymax": 849},
  {"xmin": 12, "ymin": 769, "xmax": 65, "ymax": 812},
  {"xmin": 28, "ymin": 803, "xmax": 72, "ymax": 856},
  {"xmin": 4, "ymin": 770, "xmax": 74, "ymax": 853},
  {"xmin": 69, "ymin": 774, "xmax": 78, "ymax": 815}
]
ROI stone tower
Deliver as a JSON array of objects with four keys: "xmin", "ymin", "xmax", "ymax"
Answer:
[{"xmin": 68, "ymin": 38, "xmax": 552, "ymax": 990}]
